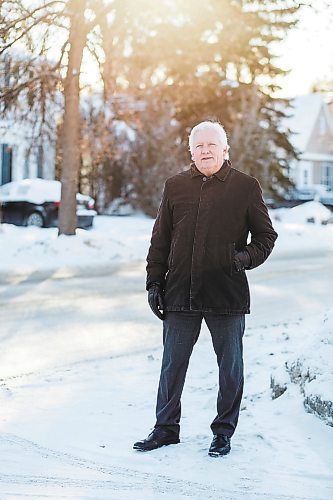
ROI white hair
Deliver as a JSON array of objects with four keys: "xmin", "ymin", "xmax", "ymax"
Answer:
[{"xmin": 188, "ymin": 121, "xmax": 230, "ymax": 159}]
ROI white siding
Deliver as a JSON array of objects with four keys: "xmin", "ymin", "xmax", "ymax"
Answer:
[{"xmin": 0, "ymin": 118, "xmax": 55, "ymax": 183}]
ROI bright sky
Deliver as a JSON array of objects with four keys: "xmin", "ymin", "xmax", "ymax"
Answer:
[
  {"xmin": 16, "ymin": 1, "xmax": 333, "ymax": 99},
  {"xmin": 273, "ymin": 2, "xmax": 333, "ymax": 97}
]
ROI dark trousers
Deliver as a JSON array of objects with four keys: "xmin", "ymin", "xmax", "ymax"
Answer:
[{"xmin": 155, "ymin": 311, "xmax": 245, "ymax": 438}]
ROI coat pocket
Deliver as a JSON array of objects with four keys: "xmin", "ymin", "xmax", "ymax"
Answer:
[
  {"xmin": 167, "ymin": 237, "xmax": 177, "ymax": 270},
  {"xmin": 228, "ymin": 242, "xmax": 236, "ymax": 276},
  {"xmin": 204, "ymin": 241, "xmax": 235, "ymax": 276},
  {"xmin": 219, "ymin": 242, "xmax": 235, "ymax": 276},
  {"xmin": 172, "ymin": 202, "xmax": 195, "ymax": 227}
]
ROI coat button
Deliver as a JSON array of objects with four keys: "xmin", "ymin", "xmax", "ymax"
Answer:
[{"xmin": 202, "ymin": 177, "xmax": 207, "ymax": 181}]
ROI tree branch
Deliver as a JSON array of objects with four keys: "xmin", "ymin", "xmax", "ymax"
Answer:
[
  {"xmin": 0, "ymin": 11, "xmax": 62, "ymax": 55},
  {"xmin": 1, "ymin": 1, "xmax": 67, "ymax": 32}
]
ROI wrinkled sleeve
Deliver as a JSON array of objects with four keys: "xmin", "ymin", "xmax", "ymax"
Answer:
[
  {"xmin": 245, "ymin": 179, "xmax": 278, "ymax": 269},
  {"xmin": 146, "ymin": 181, "xmax": 172, "ymax": 290}
]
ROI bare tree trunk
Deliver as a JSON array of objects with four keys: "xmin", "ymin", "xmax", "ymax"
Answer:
[{"xmin": 58, "ymin": 1, "xmax": 87, "ymax": 236}]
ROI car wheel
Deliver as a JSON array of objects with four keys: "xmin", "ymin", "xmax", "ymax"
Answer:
[{"xmin": 25, "ymin": 212, "xmax": 44, "ymax": 227}]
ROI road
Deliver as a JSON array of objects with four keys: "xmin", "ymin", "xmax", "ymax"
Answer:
[
  {"xmin": 0, "ymin": 253, "xmax": 332, "ymax": 499},
  {"xmin": 1, "ymin": 252, "xmax": 332, "ymax": 378}
]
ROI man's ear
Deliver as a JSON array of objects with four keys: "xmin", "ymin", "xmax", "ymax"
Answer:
[{"xmin": 223, "ymin": 145, "xmax": 230, "ymax": 160}]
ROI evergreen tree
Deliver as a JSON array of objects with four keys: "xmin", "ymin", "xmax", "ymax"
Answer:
[
  {"xmin": 1, "ymin": 0, "xmax": 305, "ymax": 219},
  {"xmin": 99, "ymin": 0, "xmax": 302, "ymax": 210}
]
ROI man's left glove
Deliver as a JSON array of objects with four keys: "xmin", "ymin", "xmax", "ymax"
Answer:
[
  {"xmin": 148, "ymin": 283, "xmax": 164, "ymax": 320},
  {"xmin": 234, "ymin": 249, "xmax": 251, "ymax": 272}
]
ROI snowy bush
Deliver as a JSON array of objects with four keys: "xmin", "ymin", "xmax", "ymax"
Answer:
[{"xmin": 272, "ymin": 201, "xmax": 332, "ymax": 225}]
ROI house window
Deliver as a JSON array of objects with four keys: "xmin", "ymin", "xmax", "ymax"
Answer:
[
  {"xmin": 1, "ymin": 144, "xmax": 13, "ymax": 185},
  {"xmin": 37, "ymin": 145, "xmax": 43, "ymax": 178},
  {"xmin": 303, "ymin": 170, "xmax": 308, "ymax": 185},
  {"xmin": 24, "ymin": 151, "xmax": 29, "ymax": 178},
  {"xmin": 321, "ymin": 163, "xmax": 333, "ymax": 190}
]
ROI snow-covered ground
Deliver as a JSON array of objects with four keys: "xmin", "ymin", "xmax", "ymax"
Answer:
[
  {"xmin": 0, "ymin": 201, "xmax": 332, "ymax": 276},
  {"xmin": 0, "ymin": 214, "xmax": 152, "ymax": 276},
  {"xmin": 1, "ymin": 303, "xmax": 332, "ymax": 499},
  {"xmin": 0, "ymin": 201, "xmax": 333, "ymax": 499}
]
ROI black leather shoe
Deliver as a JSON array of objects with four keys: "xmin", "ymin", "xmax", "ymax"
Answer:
[
  {"xmin": 208, "ymin": 434, "xmax": 231, "ymax": 457},
  {"xmin": 133, "ymin": 427, "xmax": 180, "ymax": 452}
]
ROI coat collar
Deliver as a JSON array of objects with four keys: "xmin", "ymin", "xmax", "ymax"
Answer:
[{"xmin": 190, "ymin": 160, "xmax": 232, "ymax": 181}]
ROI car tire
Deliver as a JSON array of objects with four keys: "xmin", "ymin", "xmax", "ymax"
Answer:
[{"xmin": 25, "ymin": 211, "xmax": 44, "ymax": 227}]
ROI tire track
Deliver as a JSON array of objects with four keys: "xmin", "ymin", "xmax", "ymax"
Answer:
[{"xmin": 0, "ymin": 433, "xmax": 328, "ymax": 500}]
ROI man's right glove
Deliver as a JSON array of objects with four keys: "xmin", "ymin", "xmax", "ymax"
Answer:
[
  {"xmin": 234, "ymin": 249, "xmax": 252, "ymax": 272},
  {"xmin": 148, "ymin": 283, "xmax": 164, "ymax": 320}
]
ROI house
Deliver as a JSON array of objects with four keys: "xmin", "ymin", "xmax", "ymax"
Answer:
[
  {"xmin": 285, "ymin": 94, "xmax": 333, "ymax": 191},
  {"xmin": 0, "ymin": 53, "xmax": 57, "ymax": 186},
  {"xmin": 0, "ymin": 118, "xmax": 56, "ymax": 185}
]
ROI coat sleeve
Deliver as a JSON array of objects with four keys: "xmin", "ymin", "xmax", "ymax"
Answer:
[
  {"xmin": 244, "ymin": 179, "xmax": 278, "ymax": 269},
  {"xmin": 146, "ymin": 181, "xmax": 173, "ymax": 290}
]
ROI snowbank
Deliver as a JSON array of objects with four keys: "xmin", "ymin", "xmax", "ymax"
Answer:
[
  {"xmin": 0, "ymin": 215, "xmax": 152, "ymax": 274},
  {"xmin": 271, "ymin": 308, "xmax": 333, "ymax": 426},
  {"xmin": 0, "ymin": 201, "xmax": 333, "ymax": 276},
  {"xmin": 271, "ymin": 200, "xmax": 332, "ymax": 225}
]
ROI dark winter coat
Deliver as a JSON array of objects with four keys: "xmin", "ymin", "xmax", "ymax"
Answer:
[{"xmin": 146, "ymin": 160, "xmax": 278, "ymax": 314}]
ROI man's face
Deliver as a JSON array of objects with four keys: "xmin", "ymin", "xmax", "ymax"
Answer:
[{"xmin": 191, "ymin": 128, "xmax": 227, "ymax": 176}]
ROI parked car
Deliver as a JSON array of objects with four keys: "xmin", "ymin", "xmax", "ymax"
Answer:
[
  {"xmin": 0, "ymin": 179, "xmax": 97, "ymax": 229},
  {"xmin": 285, "ymin": 185, "xmax": 333, "ymax": 211},
  {"xmin": 290, "ymin": 184, "xmax": 333, "ymax": 202}
]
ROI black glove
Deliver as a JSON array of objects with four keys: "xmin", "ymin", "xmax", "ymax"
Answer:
[
  {"xmin": 234, "ymin": 249, "xmax": 251, "ymax": 272},
  {"xmin": 148, "ymin": 283, "xmax": 164, "ymax": 320}
]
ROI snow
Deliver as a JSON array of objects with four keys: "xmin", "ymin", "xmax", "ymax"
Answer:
[
  {"xmin": 1, "ymin": 306, "xmax": 333, "ymax": 498},
  {"xmin": 113, "ymin": 119, "xmax": 136, "ymax": 142},
  {"xmin": 0, "ymin": 202, "xmax": 332, "ymax": 276},
  {"xmin": 0, "ymin": 214, "xmax": 152, "ymax": 275},
  {"xmin": 0, "ymin": 180, "xmax": 96, "ymax": 214},
  {"xmin": 271, "ymin": 200, "xmax": 332, "ymax": 225},
  {"xmin": 1, "ymin": 201, "xmax": 333, "ymax": 498},
  {"xmin": 285, "ymin": 309, "xmax": 333, "ymax": 404},
  {"xmin": 76, "ymin": 208, "xmax": 98, "ymax": 216},
  {"xmin": 0, "ymin": 178, "xmax": 62, "ymax": 204}
]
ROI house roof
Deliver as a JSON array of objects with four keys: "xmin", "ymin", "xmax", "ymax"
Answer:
[
  {"xmin": 328, "ymin": 101, "xmax": 333, "ymax": 121},
  {"xmin": 284, "ymin": 94, "xmax": 325, "ymax": 152}
]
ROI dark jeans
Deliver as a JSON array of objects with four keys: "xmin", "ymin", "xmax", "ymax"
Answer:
[{"xmin": 155, "ymin": 311, "xmax": 245, "ymax": 438}]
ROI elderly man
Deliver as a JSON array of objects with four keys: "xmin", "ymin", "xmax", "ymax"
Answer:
[{"xmin": 133, "ymin": 121, "xmax": 278, "ymax": 456}]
